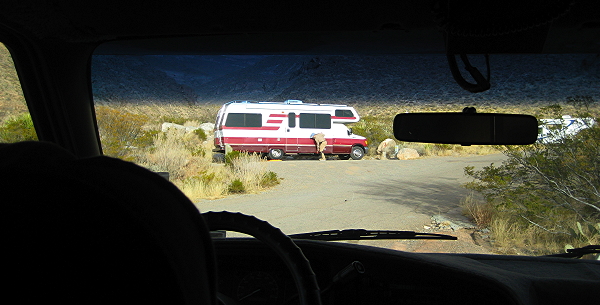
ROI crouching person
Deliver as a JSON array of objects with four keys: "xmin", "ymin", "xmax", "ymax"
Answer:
[{"xmin": 311, "ymin": 132, "xmax": 327, "ymax": 161}]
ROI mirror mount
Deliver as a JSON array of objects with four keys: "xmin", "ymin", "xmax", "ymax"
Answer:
[{"xmin": 447, "ymin": 54, "xmax": 491, "ymax": 93}]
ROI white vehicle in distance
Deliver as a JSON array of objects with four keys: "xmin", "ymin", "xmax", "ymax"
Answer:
[
  {"xmin": 538, "ymin": 115, "xmax": 596, "ymax": 143},
  {"xmin": 214, "ymin": 100, "xmax": 369, "ymax": 160}
]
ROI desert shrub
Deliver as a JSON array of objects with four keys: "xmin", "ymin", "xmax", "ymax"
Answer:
[
  {"xmin": 228, "ymin": 179, "xmax": 246, "ymax": 194},
  {"xmin": 567, "ymin": 221, "xmax": 600, "ymax": 246},
  {"xmin": 465, "ymin": 98, "xmax": 600, "ymax": 252},
  {"xmin": 161, "ymin": 116, "xmax": 187, "ymax": 125},
  {"xmin": 141, "ymin": 128, "xmax": 191, "ymax": 179},
  {"xmin": 193, "ymin": 128, "xmax": 207, "ymax": 141},
  {"xmin": 190, "ymin": 146, "xmax": 206, "ymax": 157},
  {"xmin": 229, "ymin": 152, "xmax": 269, "ymax": 192},
  {"xmin": 225, "ymin": 150, "xmax": 243, "ymax": 164},
  {"xmin": 177, "ymin": 172, "xmax": 228, "ymax": 201},
  {"xmin": 0, "ymin": 113, "xmax": 37, "ymax": 142},
  {"xmin": 200, "ymin": 172, "xmax": 217, "ymax": 184},
  {"xmin": 460, "ymin": 192, "xmax": 495, "ymax": 228},
  {"xmin": 260, "ymin": 171, "xmax": 280, "ymax": 188},
  {"xmin": 95, "ymin": 106, "xmax": 155, "ymax": 160},
  {"xmin": 350, "ymin": 115, "xmax": 394, "ymax": 155}
]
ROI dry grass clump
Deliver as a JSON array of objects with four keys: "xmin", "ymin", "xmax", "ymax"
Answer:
[
  {"xmin": 460, "ymin": 193, "xmax": 565, "ymax": 255},
  {"xmin": 404, "ymin": 143, "xmax": 500, "ymax": 157},
  {"xmin": 461, "ymin": 194, "xmax": 600, "ymax": 256},
  {"xmin": 147, "ymin": 130, "xmax": 279, "ymax": 202},
  {"xmin": 460, "ymin": 192, "xmax": 495, "ymax": 228},
  {"xmin": 175, "ymin": 165, "xmax": 230, "ymax": 200},
  {"xmin": 94, "ymin": 104, "xmax": 279, "ymax": 202},
  {"xmin": 174, "ymin": 152, "xmax": 279, "ymax": 201},
  {"xmin": 489, "ymin": 214, "xmax": 574, "ymax": 256},
  {"xmin": 229, "ymin": 153, "xmax": 269, "ymax": 192},
  {"xmin": 139, "ymin": 128, "xmax": 198, "ymax": 180}
]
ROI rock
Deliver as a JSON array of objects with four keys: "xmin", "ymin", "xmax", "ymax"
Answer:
[
  {"xmin": 397, "ymin": 148, "xmax": 420, "ymax": 160},
  {"xmin": 161, "ymin": 122, "xmax": 197, "ymax": 133},
  {"xmin": 376, "ymin": 138, "xmax": 396, "ymax": 159},
  {"xmin": 161, "ymin": 122, "xmax": 215, "ymax": 134},
  {"xmin": 431, "ymin": 214, "xmax": 476, "ymax": 231},
  {"xmin": 199, "ymin": 122, "xmax": 215, "ymax": 133}
]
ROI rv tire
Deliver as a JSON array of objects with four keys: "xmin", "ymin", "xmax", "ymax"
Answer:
[
  {"xmin": 350, "ymin": 146, "xmax": 365, "ymax": 160},
  {"xmin": 268, "ymin": 148, "xmax": 284, "ymax": 160}
]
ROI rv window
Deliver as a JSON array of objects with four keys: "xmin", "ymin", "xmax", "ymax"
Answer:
[
  {"xmin": 335, "ymin": 109, "xmax": 354, "ymax": 118},
  {"xmin": 225, "ymin": 113, "xmax": 262, "ymax": 127},
  {"xmin": 288, "ymin": 112, "xmax": 296, "ymax": 128},
  {"xmin": 299, "ymin": 113, "xmax": 331, "ymax": 129}
]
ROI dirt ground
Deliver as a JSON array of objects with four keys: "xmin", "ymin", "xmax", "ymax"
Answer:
[{"xmin": 200, "ymin": 155, "xmax": 506, "ymax": 254}]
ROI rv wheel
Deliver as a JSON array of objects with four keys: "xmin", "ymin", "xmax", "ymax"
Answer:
[
  {"xmin": 350, "ymin": 146, "xmax": 365, "ymax": 160},
  {"xmin": 268, "ymin": 148, "xmax": 284, "ymax": 160}
]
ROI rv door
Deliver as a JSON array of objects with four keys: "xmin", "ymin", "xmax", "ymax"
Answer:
[
  {"xmin": 214, "ymin": 109, "xmax": 226, "ymax": 150},
  {"xmin": 285, "ymin": 112, "xmax": 299, "ymax": 153}
]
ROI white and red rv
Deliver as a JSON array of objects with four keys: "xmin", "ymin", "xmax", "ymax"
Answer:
[{"xmin": 214, "ymin": 100, "xmax": 369, "ymax": 160}]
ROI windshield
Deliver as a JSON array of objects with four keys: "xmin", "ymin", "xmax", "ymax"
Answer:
[{"xmin": 91, "ymin": 53, "xmax": 600, "ymax": 256}]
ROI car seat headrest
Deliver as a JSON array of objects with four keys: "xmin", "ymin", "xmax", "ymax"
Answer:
[{"xmin": 1, "ymin": 141, "xmax": 216, "ymax": 304}]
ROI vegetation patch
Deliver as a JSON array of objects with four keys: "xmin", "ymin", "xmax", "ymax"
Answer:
[
  {"xmin": 464, "ymin": 97, "xmax": 600, "ymax": 255},
  {"xmin": 228, "ymin": 179, "xmax": 246, "ymax": 194},
  {"xmin": 0, "ymin": 113, "xmax": 37, "ymax": 142}
]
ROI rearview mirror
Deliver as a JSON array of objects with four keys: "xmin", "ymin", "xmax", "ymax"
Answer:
[{"xmin": 393, "ymin": 112, "xmax": 538, "ymax": 145}]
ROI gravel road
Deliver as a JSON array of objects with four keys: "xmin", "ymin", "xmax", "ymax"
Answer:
[{"xmin": 198, "ymin": 154, "xmax": 506, "ymax": 253}]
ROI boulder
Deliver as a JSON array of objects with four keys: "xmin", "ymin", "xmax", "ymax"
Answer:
[
  {"xmin": 377, "ymin": 138, "xmax": 396, "ymax": 159},
  {"xmin": 199, "ymin": 122, "xmax": 215, "ymax": 133},
  {"xmin": 397, "ymin": 148, "xmax": 420, "ymax": 160},
  {"xmin": 161, "ymin": 122, "xmax": 196, "ymax": 133},
  {"xmin": 161, "ymin": 122, "xmax": 215, "ymax": 134}
]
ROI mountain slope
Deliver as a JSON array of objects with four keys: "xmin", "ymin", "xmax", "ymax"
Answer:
[{"xmin": 0, "ymin": 43, "xmax": 27, "ymax": 122}]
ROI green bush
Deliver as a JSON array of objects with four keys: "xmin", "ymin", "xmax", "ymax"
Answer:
[
  {"xmin": 200, "ymin": 172, "xmax": 218, "ymax": 184},
  {"xmin": 161, "ymin": 116, "xmax": 187, "ymax": 125},
  {"xmin": 190, "ymin": 146, "xmax": 206, "ymax": 157},
  {"xmin": 96, "ymin": 106, "xmax": 156, "ymax": 160},
  {"xmin": 225, "ymin": 150, "xmax": 242, "ymax": 165},
  {"xmin": 228, "ymin": 179, "xmax": 246, "ymax": 194},
  {"xmin": 567, "ymin": 222, "xmax": 600, "ymax": 245},
  {"xmin": 193, "ymin": 128, "xmax": 207, "ymax": 141},
  {"xmin": 465, "ymin": 99, "xmax": 600, "ymax": 250},
  {"xmin": 350, "ymin": 115, "xmax": 394, "ymax": 155},
  {"xmin": 260, "ymin": 171, "xmax": 280, "ymax": 188},
  {"xmin": 0, "ymin": 113, "xmax": 38, "ymax": 142}
]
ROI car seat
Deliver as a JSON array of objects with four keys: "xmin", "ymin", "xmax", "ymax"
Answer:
[{"xmin": 1, "ymin": 141, "xmax": 217, "ymax": 304}]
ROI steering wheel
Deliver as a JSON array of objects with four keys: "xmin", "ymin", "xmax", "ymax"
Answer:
[{"xmin": 202, "ymin": 211, "xmax": 322, "ymax": 305}]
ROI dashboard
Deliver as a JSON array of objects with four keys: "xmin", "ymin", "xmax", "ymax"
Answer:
[{"xmin": 212, "ymin": 238, "xmax": 600, "ymax": 305}]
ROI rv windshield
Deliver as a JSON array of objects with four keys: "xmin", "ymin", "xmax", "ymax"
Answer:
[{"xmin": 91, "ymin": 53, "xmax": 600, "ymax": 255}]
